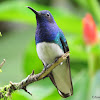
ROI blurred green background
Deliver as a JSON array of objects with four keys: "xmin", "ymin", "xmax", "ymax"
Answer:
[{"xmin": 0, "ymin": 0, "xmax": 100, "ymax": 100}]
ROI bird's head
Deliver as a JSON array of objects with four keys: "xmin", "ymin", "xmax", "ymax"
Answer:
[{"xmin": 27, "ymin": 6, "xmax": 55, "ymax": 24}]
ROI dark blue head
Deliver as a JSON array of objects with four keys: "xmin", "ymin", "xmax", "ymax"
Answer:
[
  {"xmin": 27, "ymin": 6, "xmax": 59, "ymax": 44},
  {"xmin": 27, "ymin": 6, "xmax": 55, "ymax": 25},
  {"xmin": 37, "ymin": 10, "xmax": 55, "ymax": 24}
]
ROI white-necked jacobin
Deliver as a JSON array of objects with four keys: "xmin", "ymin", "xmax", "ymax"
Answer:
[{"xmin": 27, "ymin": 6, "xmax": 73, "ymax": 98}]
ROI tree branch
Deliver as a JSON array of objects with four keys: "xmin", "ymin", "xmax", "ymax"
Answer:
[{"xmin": 0, "ymin": 52, "xmax": 69, "ymax": 99}]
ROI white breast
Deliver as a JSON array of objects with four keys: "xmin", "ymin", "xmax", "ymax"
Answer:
[
  {"xmin": 36, "ymin": 42, "xmax": 64, "ymax": 65},
  {"xmin": 36, "ymin": 42, "xmax": 72, "ymax": 94}
]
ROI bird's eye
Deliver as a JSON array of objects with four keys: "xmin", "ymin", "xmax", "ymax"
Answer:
[{"xmin": 46, "ymin": 13, "xmax": 50, "ymax": 17}]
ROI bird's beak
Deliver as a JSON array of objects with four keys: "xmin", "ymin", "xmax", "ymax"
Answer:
[{"xmin": 26, "ymin": 6, "xmax": 39, "ymax": 15}]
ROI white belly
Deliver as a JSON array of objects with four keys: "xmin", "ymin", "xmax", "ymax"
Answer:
[
  {"xmin": 36, "ymin": 42, "xmax": 64, "ymax": 65},
  {"xmin": 36, "ymin": 42, "xmax": 71, "ymax": 94}
]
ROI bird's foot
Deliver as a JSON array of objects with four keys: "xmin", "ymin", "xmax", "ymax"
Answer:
[
  {"xmin": 55, "ymin": 56, "xmax": 63, "ymax": 65},
  {"xmin": 43, "ymin": 65, "xmax": 48, "ymax": 71},
  {"xmin": 43, "ymin": 65, "xmax": 49, "ymax": 79},
  {"xmin": 55, "ymin": 56, "xmax": 61, "ymax": 62}
]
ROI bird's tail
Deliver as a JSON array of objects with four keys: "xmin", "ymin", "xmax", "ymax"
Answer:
[{"xmin": 49, "ymin": 60, "xmax": 73, "ymax": 98}]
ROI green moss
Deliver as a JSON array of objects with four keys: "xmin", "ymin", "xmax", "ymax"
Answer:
[{"xmin": 0, "ymin": 84, "xmax": 17, "ymax": 99}]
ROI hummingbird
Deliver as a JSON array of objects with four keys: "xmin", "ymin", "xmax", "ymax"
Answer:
[{"xmin": 27, "ymin": 6, "xmax": 73, "ymax": 98}]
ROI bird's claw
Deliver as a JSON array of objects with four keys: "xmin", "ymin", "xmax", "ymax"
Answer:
[
  {"xmin": 55, "ymin": 56, "xmax": 63, "ymax": 65},
  {"xmin": 55, "ymin": 56, "xmax": 61, "ymax": 62}
]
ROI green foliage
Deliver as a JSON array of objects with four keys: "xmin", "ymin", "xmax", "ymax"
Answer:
[
  {"xmin": 0, "ymin": 0, "xmax": 100, "ymax": 100},
  {"xmin": 43, "ymin": 89, "xmax": 61, "ymax": 100},
  {"xmin": 0, "ymin": 33, "xmax": 2, "ymax": 72},
  {"xmin": 23, "ymin": 40, "xmax": 43, "ymax": 76},
  {"xmin": 9, "ymin": 90, "xmax": 32, "ymax": 100},
  {"xmin": 74, "ymin": 0, "xmax": 100, "ymax": 23},
  {"xmin": 0, "ymin": 1, "xmax": 82, "ymax": 35},
  {"xmin": 0, "ymin": 32, "xmax": 2, "ymax": 37}
]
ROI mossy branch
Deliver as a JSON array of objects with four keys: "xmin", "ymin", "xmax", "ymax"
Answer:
[{"xmin": 0, "ymin": 52, "xmax": 69, "ymax": 100}]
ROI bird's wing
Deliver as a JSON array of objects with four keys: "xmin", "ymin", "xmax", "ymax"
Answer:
[{"xmin": 49, "ymin": 30, "xmax": 73, "ymax": 98}]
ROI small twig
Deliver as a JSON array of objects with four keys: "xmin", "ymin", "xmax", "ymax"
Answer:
[
  {"xmin": 22, "ymin": 86, "xmax": 32, "ymax": 96},
  {"xmin": 0, "ymin": 59, "xmax": 6, "ymax": 72},
  {"xmin": 0, "ymin": 59, "xmax": 6, "ymax": 68},
  {"xmin": 0, "ymin": 52, "xmax": 69, "ymax": 99},
  {"xmin": 31, "ymin": 70, "xmax": 34, "ymax": 75}
]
